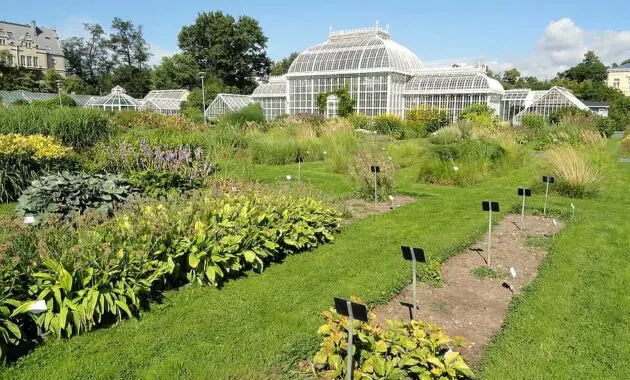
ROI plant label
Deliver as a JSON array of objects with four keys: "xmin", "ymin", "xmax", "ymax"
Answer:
[
  {"xmin": 23, "ymin": 215, "xmax": 36, "ymax": 225},
  {"xmin": 482, "ymin": 201, "xmax": 500, "ymax": 212},
  {"xmin": 370, "ymin": 165, "xmax": 381, "ymax": 173},
  {"xmin": 518, "ymin": 188, "xmax": 532, "ymax": 197},
  {"xmin": 553, "ymin": 219, "xmax": 558, "ymax": 227},
  {"xmin": 334, "ymin": 297, "xmax": 368, "ymax": 322},
  {"xmin": 543, "ymin": 176, "xmax": 555, "ymax": 184},
  {"xmin": 401, "ymin": 246, "xmax": 426, "ymax": 263},
  {"xmin": 571, "ymin": 203, "xmax": 575, "ymax": 210},
  {"xmin": 510, "ymin": 267, "xmax": 517, "ymax": 278},
  {"xmin": 295, "ymin": 156, "xmax": 304, "ymax": 163},
  {"xmin": 27, "ymin": 299, "xmax": 48, "ymax": 315}
]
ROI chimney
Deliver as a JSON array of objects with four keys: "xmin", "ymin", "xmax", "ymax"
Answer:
[{"xmin": 31, "ymin": 20, "xmax": 36, "ymax": 35}]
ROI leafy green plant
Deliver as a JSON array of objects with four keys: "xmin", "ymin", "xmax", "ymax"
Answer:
[
  {"xmin": 31, "ymin": 95, "xmax": 77, "ymax": 109},
  {"xmin": 418, "ymin": 260, "xmax": 443, "ymax": 286},
  {"xmin": 346, "ymin": 113, "xmax": 371, "ymax": 130},
  {"xmin": 312, "ymin": 304, "xmax": 473, "ymax": 379},
  {"xmin": 317, "ymin": 87, "xmax": 355, "ymax": 117},
  {"xmin": 595, "ymin": 117, "xmax": 617, "ymax": 137},
  {"xmin": 406, "ymin": 106, "xmax": 451, "ymax": 135},
  {"xmin": 16, "ymin": 172, "xmax": 132, "ymax": 219},
  {"xmin": 459, "ymin": 104, "xmax": 497, "ymax": 122},
  {"xmin": 373, "ymin": 114, "xmax": 404, "ymax": 136},
  {"xmin": 349, "ymin": 147, "xmax": 397, "ymax": 201},
  {"xmin": 129, "ymin": 170, "xmax": 202, "ymax": 198},
  {"xmin": 471, "ymin": 266, "xmax": 499, "ymax": 280},
  {"xmin": 521, "ymin": 113, "xmax": 546, "ymax": 131}
]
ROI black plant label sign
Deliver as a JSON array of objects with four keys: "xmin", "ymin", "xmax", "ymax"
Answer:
[
  {"xmin": 401, "ymin": 246, "xmax": 426, "ymax": 263},
  {"xmin": 296, "ymin": 156, "xmax": 304, "ymax": 163},
  {"xmin": 482, "ymin": 201, "xmax": 500, "ymax": 212},
  {"xmin": 518, "ymin": 188, "xmax": 532, "ymax": 197},
  {"xmin": 543, "ymin": 176, "xmax": 555, "ymax": 184},
  {"xmin": 334, "ymin": 297, "xmax": 368, "ymax": 322},
  {"xmin": 370, "ymin": 165, "xmax": 381, "ymax": 173}
]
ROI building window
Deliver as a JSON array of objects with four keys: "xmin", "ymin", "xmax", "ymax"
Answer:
[
  {"xmin": 20, "ymin": 55, "xmax": 25, "ymax": 66},
  {"xmin": 613, "ymin": 79, "xmax": 620, "ymax": 88},
  {"xmin": 0, "ymin": 38, "xmax": 5, "ymax": 45},
  {"xmin": 27, "ymin": 56, "xmax": 32, "ymax": 67},
  {"xmin": 24, "ymin": 41, "xmax": 32, "ymax": 48},
  {"xmin": 33, "ymin": 56, "xmax": 38, "ymax": 67}
]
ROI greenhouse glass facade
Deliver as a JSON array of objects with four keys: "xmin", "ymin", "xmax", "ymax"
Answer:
[{"xmin": 251, "ymin": 76, "xmax": 287, "ymax": 119}]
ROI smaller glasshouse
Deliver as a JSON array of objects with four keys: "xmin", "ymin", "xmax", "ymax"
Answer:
[
  {"xmin": 205, "ymin": 94, "xmax": 255, "ymax": 120},
  {"xmin": 84, "ymin": 86, "xmax": 141, "ymax": 112},
  {"xmin": 139, "ymin": 89, "xmax": 189, "ymax": 115}
]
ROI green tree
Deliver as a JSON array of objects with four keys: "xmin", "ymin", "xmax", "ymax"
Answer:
[
  {"xmin": 559, "ymin": 51, "xmax": 608, "ymax": 83},
  {"xmin": 183, "ymin": 76, "xmax": 239, "ymax": 113},
  {"xmin": 43, "ymin": 69, "xmax": 64, "ymax": 93},
  {"xmin": 151, "ymin": 53, "xmax": 203, "ymax": 89},
  {"xmin": 270, "ymin": 52, "xmax": 299, "ymax": 76},
  {"xmin": 178, "ymin": 11, "xmax": 271, "ymax": 93},
  {"xmin": 62, "ymin": 23, "xmax": 112, "ymax": 87},
  {"xmin": 110, "ymin": 17, "xmax": 151, "ymax": 69},
  {"xmin": 110, "ymin": 66, "xmax": 151, "ymax": 98},
  {"xmin": 610, "ymin": 97, "xmax": 630, "ymax": 129},
  {"xmin": 502, "ymin": 68, "xmax": 521, "ymax": 86}
]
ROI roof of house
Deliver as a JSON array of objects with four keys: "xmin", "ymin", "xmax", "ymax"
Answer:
[
  {"xmin": 609, "ymin": 63, "xmax": 630, "ymax": 72},
  {"xmin": 583, "ymin": 101, "xmax": 610, "ymax": 108},
  {"xmin": 0, "ymin": 20, "xmax": 63, "ymax": 56}
]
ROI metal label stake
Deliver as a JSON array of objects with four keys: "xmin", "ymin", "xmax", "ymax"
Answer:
[
  {"xmin": 482, "ymin": 201, "xmax": 500, "ymax": 266},
  {"xmin": 542, "ymin": 176, "xmax": 555, "ymax": 215},
  {"xmin": 370, "ymin": 165, "xmax": 380, "ymax": 203},
  {"xmin": 401, "ymin": 246, "xmax": 426, "ymax": 320},
  {"xmin": 517, "ymin": 188, "xmax": 532, "ymax": 230},
  {"xmin": 334, "ymin": 298, "xmax": 368, "ymax": 380},
  {"xmin": 552, "ymin": 219, "xmax": 558, "ymax": 239},
  {"xmin": 571, "ymin": 202, "xmax": 575, "ymax": 221}
]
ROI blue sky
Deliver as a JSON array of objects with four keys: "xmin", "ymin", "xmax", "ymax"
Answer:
[{"xmin": 3, "ymin": 0, "xmax": 630, "ymax": 77}]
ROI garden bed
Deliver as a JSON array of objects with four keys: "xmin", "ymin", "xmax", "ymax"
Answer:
[
  {"xmin": 373, "ymin": 214, "xmax": 565, "ymax": 366},
  {"xmin": 341, "ymin": 195, "xmax": 416, "ymax": 223}
]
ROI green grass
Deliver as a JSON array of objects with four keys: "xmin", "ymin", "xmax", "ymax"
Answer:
[
  {"xmin": 1, "ymin": 158, "xmax": 538, "ymax": 379},
  {"xmin": 0, "ymin": 203, "xmax": 15, "ymax": 216},
  {"xmin": 471, "ymin": 266, "xmax": 500, "ymax": 280}
]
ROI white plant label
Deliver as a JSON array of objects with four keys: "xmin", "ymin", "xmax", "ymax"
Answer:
[
  {"xmin": 510, "ymin": 267, "xmax": 517, "ymax": 279},
  {"xmin": 28, "ymin": 299, "xmax": 48, "ymax": 314},
  {"xmin": 23, "ymin": 215, "xmax": 36, "ymax": 225},
  {"xmin": 552, "ymin": 219, "xmax": 557, "ymax": 227},
  {"xmin": 571, "ymin": 203, "xmax": 575, "ymax": 210},
  {"xmin": 286, "ymin": 175, "xmax": 292, "ymax": 180}
]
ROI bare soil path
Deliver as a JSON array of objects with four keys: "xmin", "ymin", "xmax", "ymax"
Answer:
[{"xmin": 373, "ymin": 214, "xmax": 565, "ymax": 365}]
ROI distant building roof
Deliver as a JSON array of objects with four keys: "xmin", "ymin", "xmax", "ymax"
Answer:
[
  {"xmin": 609, "ymin": 63, "xmax": 630, "ymax": 72},
  {"xmin": 0, "ymin": 20, "xmax": 63, "ymax": 56},
  {"xmin": 583, "ymin": 101, "xmax": 610, "ymax": 108}
]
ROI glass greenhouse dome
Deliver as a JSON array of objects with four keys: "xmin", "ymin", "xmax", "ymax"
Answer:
[
  {"xmin": 205, "ymin": 94, "xmax": 255, "ymax": 120},
  {"xmin": 84, "ymin": 86, "xmax": 141, "ymax": 111},
  {"xmin": 139, "ymin": 89, "xmax": 190, "ymax": 115}
]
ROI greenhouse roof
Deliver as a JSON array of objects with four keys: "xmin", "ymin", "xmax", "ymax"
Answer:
[
  {"xmin": 139, "ymin": 99, "xmax": 181, "ymax": 111},
  {"xmin": 84, "ymin": 86, "xmax": 141, "ymax": 109},
  {"xmin": 404, "ymin": 68, "xmax": 504, "ymax": 95},
  {"xmin": 70, "ymin": 94, "xmax": 96, "ymax": 106},
  {"xmin": 142, "ymin": 89, "xmax": 189, "ymax": 102},
  {"xmin": 252, "ymin": 76, "xmax": 287, "ymax": 98},
  {"xmin": 502, "ymin": 88, "xmax": 532, "ymax": 101},
  {"xmin": 287, "ymin": 26, "xmax": 423, "ymax": 75}
]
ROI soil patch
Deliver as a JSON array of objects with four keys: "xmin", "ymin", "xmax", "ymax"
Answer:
[
  {"xmin": 342, "ymin": 196, "xmax": 416, "ymax": 224},
  {"xmin": 373, "ymin": 214, "xmax": 565, "ymax": 366}
]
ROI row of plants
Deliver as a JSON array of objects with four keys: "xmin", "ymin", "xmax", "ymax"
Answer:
[
  {"xmin": 311, "ymin": 303, "xmax": 473, "ymax": 379},
  {"xmin": 0, "ymin": 134, "xmax": 77, "ymax": 203},
  {"xmin": 0, "ymin": 192, "xmax": 341, "ymax": 363}
]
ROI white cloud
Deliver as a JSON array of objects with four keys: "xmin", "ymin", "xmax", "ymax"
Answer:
[
  {"xmin": 149, "ymin": 44, "xmax": 177, "ymax": 66},
  {"xmin": 426, "ymin": 18, "xmax": 630, "ymax": 79}
]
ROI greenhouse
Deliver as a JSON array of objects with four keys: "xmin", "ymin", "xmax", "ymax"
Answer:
[
  {"xmin": 403, "ymin": 67, "xmax": 504, "ymax": 120},
  {"xmin": 139, "ymin": 89, "xmax": 189, "ymax": 115},
  {"xmin": 512, "ymin": 86, "xmax": 591, "ymax": 124},
  {"xmin": 84, "ymin": 86, "xmax": 141, "ymax": 111},
  {"xmin": 251, "ymin": 76, "xmax": 287, "ymax": 120},
  {"xmin": 205, "ymin": 94, "xmax": 255, "ymax": 120}
]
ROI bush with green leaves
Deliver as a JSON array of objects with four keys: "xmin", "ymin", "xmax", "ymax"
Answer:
[
  {"xmin": 595, "ymin": 117, "xmax": 617, "ymax": 137},
  {"xmin": 31, "ymin": 95, "xmax": 77, "ymax": 108},
  {"xmin": 312, "ymin": 304, "xmax": 473, "ymax": 379},
  {"xmin": 349, "ymin": 147, "xmax": 397, "ymax": 201},
  {"xmin": 218, "ymin": 103, "xmax": 265, "ymax": 126},
  {"xmin": 16, "ymin": 172, "xmax": 132, "ymax": 219},
  {"xmin": 406, "ymin": 106, "xmax": 451, "ymax": 135},
  {"xmin": 346, "ymin": 113, "xmax": 371, "ymax": 130},
  {"xmin": 0, "ymin": 107, "xmax": 111, "ymax": 150},
  {"xmin": 521, "ymin": 113, "xmax": 546, "ymax": 131},
  {"xmin": 459, "ymin": 103, "xmax": 496, "ymax": 121},
  {"xmin": 373, "ymin": 114, "xmax": 404, "ymax": 136},
  {"xmin": 431, "ymin": 125, "xmax": 463, "ymax": 144},
  {"xmin": 317, "ymin": 87, "xmax": 355, "ymax": 117},
  {"xmin": 0, "ymin": 192, "xmax": 341, "ymax": 358},
  {"xmin": 128, "ymin": 170, "xmax": 202, "ymax": 198}
]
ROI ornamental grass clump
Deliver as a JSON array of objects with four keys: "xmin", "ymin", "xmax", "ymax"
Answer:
[
  {"xmin": 619, "ymin": 135, "xmax": 630, "ymax": 157},
  {"xmin": 312, "ymin": 302, "xmax": 473, "ymax": 379},
  {"xmin": 544, "ymin": 144, "xmax": 604, "ymax": 198},
  {"xmin": 349, "ymin": 146, "xmax": 397, "ymax": 201}
]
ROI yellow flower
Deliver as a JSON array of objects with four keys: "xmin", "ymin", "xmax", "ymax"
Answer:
[{"xmin": 0, "ymin": 133, "xmax": 73, "ymax": 160}]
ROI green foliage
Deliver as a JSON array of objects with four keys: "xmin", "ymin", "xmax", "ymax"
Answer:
[
  {"xmin": 0, "ymin": 107, "xmax": 111, "ymax": 151},
  {"xmin": 31, "ymin": 95, "xmax": 77, "ymax": 109},
  {"xmin": 406, "ymin": 106, "xmax": 451, "ymax": 134},
  {"xmin": 16, "ymin": 172, "xmax": 132, "ymax": 219},
  {"xmin": 373, "ymin": 114, "xmax": 404, "ymax": 136},
  {"xmin": 610, "ymin": 96, "xmax": 630, "ymax": 129},
  {"xmin": 558, "ymin": 51, "xmax": 608, "ymax": 83},
  {"xmin": 459, "ymin": 104, "xmax": 496, "ymax": 121},
  {"xmin": 619, "ymin": 135, "xmax": 630, "ymax": 157},
  {"xmin": 471, "ymin": 267, "xmax": 499, "ymax": 280},
  {"xmin": 544, "ymin": 144, "xmax": 610, "ymax": 198},
  {"xmin": 521, "ymin": 113, "xmax": 546, "ymax": 130},
  {"xmin": 349, "ymin": 146, "xmax": 397, "ymax": 201},
  {"xmin": 317, "ymin": 87, "xmax": 355, "ymax": 117},
  {"xmin": 313, "ymin": 305, "xmax": 473, "ymax": 379},
  {"xmin": 431, "ymin": 126, "xmax": 463, "ymax": 144},
  {"xmin": 346, "ymin": 113, "xmax": 371, "ymax": 130},
  {"xmin": 177, "ymin": 11, "xmax": 271, "ymax": 92},
  {"xmin": 128, "ymin": 170, "xmax": 202, "ymax": 198},
  {"xmin": 595, "ymin": 117, "xmax": 617, "ymax": 137},
  {"xmin": 218, "ymin": 103, "xmax": 265, "ymax": 126},
  {"xmin": 270, "ymin": 52, "xmax": 299, "ymax": 76},
  {"xmin": 418, "ymin": 260, "xmax": 443, "ymax": 286}
]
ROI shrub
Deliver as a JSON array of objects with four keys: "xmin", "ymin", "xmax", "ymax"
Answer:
[
  {"xmin": 128, "ymin": 170, "xmax": 202, "ymax": 198},
  {"xmin": 373, "ymin": 114, "xmax": 404, "ymax": 136},
  {"xmin": 431, "ymin": 125, "xmax": 463, "ymax": 144},
  {"xmin": 218, "ymin": 103, "xmax": 265, "ymax": 126},
  {"xmin": 521, "ymin": 113, "xmax": 546, "ymax": 131},
  {"xmin": 346, "ymin": 113, "xmax": 371, "ymax": 130},
  {"xmin": 31, "ymin": 95, "xmax": 77, "ymax": 108},
  {"xmin": 459, "ymin": 103, "xmax": 496, "ymax": 121},
  {"xmin": 610, "ymin": 97, "xmax": 630, "ymax": 129},
  {"xmin": 317, "ymin": 87, "xmax": 355, "ymax": 117},
  {"xmin": 349, "ymin": 147, "xmax": 397, "ymax": 201},
  {"xmin": 544, "ymin": 144, "xmax": 603, "ymax": 198},
  {"xmin": 0, "ymin": 134, "xmax": 76, "ymax": 202},
  {"xmin": 595, "ymin": 117, "xmax": 617, "ymax": 137},
  {"xmin": 406, "ymin": 106, "xmax": 451, "ymax": 134},
  {"xmin": 620, "ymin": 135, "xmax": 630, "ymax": 157},
  {"xmin": 312, "ymin": 304, "xmax": 473, "ymax": 379},
  {"xmin": 16, "ymin": 172, "xmax": 132, "ymax": 219},
  {"xmin": 0, "ymin": 107, "xmax": 111, "ymax": 150}
]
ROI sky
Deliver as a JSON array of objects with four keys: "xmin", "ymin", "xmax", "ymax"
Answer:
[{"xmin": 3, "ymin": 0, "xmax": 630, "ymax": 78}]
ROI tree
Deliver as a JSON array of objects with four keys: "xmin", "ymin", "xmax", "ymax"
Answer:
[
  {"xmin": 270, "ymin": 52, "xmax": 299, "ymax": 76},
  {"xmin": 110, "ymin": 17, "xmax": 151, "ymax": 69},
  {"xmin": 502, "ymin": 68, "xmax": 521, "ymax": 86},
  {"xmin": 151, "ymin": 53, "xmax": 203, "ymax": 89},
  {"xmin": 62, "ymin": 23, "xmax": 112, "ymax": 88},
  {"xmin": 0, "ymin": 50, "xmax": 12, "ymax": 68},
  {"xmin": 178, "ymin": 11, "xmax": 271, "ymax": 93},
  {"xmin": 551, "ymin": 78, "xmax": 624, "ymax": 102},
  {"xmin": 43, "ymin": 69, "xmax": 63, "ymax": 93},
  {"xmin": 110, "ymin": 65, "xmax": 151, "ymax": 98},
  {"xmin": 183, "ymin": 76, "xmax": 239, "ymax": 114},
  {"xmin": 610, "ymin": 97, "xmax": 630, "ymax": 129},
  {"xmin": 558, "ymin": 51, "xmax": 607, "ymax": 83}
]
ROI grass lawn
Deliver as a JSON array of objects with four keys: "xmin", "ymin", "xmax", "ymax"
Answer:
[
  {"xmin": 0, "ymin": 203, "xmax": 15, "ymax": 216},
  {"xmin": 4, "ymin": 148, "xmax": 628, "ymax": 379}
]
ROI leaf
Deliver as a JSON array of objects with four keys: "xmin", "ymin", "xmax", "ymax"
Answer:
[
  {"xmin": 115, "ymin": 300, "xmax": 133, "ymax": 319},
  {"xmin": 59, "ymin": 268, "xmax": 73, "ymax": 292},
  {"xmin": 188, "ymin": 254, "xmax": 200, "ymax": 269},
  {"xmin": 205, "ymin": 266, "xmax": 217, "ymax": 284},
  {"xmin": 243, "ymin": 250, "xmax": 256, "ymax": 263}
]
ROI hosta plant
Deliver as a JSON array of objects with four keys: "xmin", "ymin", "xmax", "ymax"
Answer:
[{"xmin": 312, "ymin": 302, "xmax": 473, "ymax": 379}]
